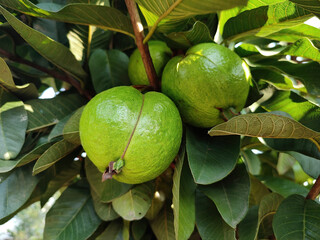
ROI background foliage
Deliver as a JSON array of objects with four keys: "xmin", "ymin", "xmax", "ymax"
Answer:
[{"xmin": 1, "ymin": 0, "xmax": 320, "ymax": 239}]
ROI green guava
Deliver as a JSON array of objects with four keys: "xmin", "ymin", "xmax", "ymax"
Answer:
[
  {"xmin": 79, "ymin": 86, "xmax": 182, "ymax": 184},
  {"xmin": 128, "ymin": 40, "xmax": 172, "ymax": 85},
  {"xmin": 161, "ymin": 43, "xmax": 251, "ymax": 128}
]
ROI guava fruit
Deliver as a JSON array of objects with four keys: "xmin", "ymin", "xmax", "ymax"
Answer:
[
  {"xmin": 128, "ymin": 40, "xmax": 172, "ymax": 85},
  {"xmin": 161, "ymin": 43, "xmax": 251, "ymax": 128},
  {"xmin": 79, "ymin": 86, "xmax": 182, "ymax": 184}
]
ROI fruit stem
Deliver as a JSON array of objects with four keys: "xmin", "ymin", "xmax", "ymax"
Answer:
[
  {"xmin": 101, "ymin": 158, "xmax": 125, "ymax": 182},
  {"xmin": 124, "ymin": 0, "xmax": 160, "ymax": 91}
]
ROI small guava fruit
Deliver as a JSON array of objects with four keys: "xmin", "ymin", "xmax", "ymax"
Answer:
[
  {"xmin": 161, "ymin": 43, "xmax": 251, "ymax": 128},
  {"xmin": 128, "ymin": 40, "xmax": 172, "ymax": 85},
  {"xmin": 79, "ymin": 86, "xmax": 182, "ymax": 184}
]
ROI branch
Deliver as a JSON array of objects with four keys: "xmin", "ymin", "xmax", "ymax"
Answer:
[
  {"xmin": 0, "ymin": 48, "xmax": 93, "ymax": 100},
  {"xmin": 124, "ymin": 0, "xmax": 160, "ymax": 91},
  {"xmin": 306, "ymin": 175, "xmax": 320, "ymax": 200}
]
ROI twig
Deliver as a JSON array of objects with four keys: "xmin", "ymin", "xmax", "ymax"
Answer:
[
  {"xmin": 0, "ymin": 48, "xmax": 93, "ymax": 100},
  {"xmin": 124, "ymin": 0, "xmax": 160, "ymax": 91},
  {"xmin": 306, "ymin": 175, "xmax": 320, "ymax": 200}
]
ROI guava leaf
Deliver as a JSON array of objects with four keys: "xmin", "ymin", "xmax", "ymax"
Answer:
[
  {"xmin": 222, "ymin": 1, "xmax": 312, "ymax": 43},
  {"xmin": 112, "ymin": 182, "xmax": 154, "ymax": 221},
  {"xmin": 96, "ymin": 219, "xmax": 124, "ymax": 240},
  {"xmin": 0, "ymin": 0, "xmax": 134, "ymax": 38},
  {"xmin": 288, "ymin": 151, "xmax": 320, "ymax": 179},
  {"xmin": 172, "ymin": 148, "xmax": 196, "ymax": 240},
  {"xmin": 241, "ymin": 149, "xmax": 261, "ymax": 175},
  {"xmin": 63, "ymin": 106, "xmax": 84, "ymax": 145},
  {"xmin": 196, "ymin": 190, "xmax": 235, "ymax": 240},
  {"xmin": 32, "ymin": 139, "xmax": 80, "ymax": 175},
  {"xmin": 273, "ymin": 194, "xmax": 320, "ymax": 240},
  {"xmin": 25, "ymin": 93, "xmax": 86, "ymax": 132},
  {"xmin": 257, "ymin": 176, "xmax": 309, "ymax": 197},
  {"xmin": 145, "ymin": 190, "xmax": 165, "ymax": 221},
  {"xmin": 90, "ymin": 189, "xmax": 119, "ymax": 222},
  {"xmin": 149, "ymin": 203, "xmax": 175, "ymax": 240},
  {"xmin": 48, "ymin": 112, "xmax": 74, "ymax": 142},
  {"xmin": 0, "ymin": 164, "xmax": 40, "ymax": 222},
  {"xmin": 208, "ymin": 113, "xmax": 320, "ymax": 152},
  {"xmin": 290, "ymin": 0, "xmax": 320, "ymax": 18},
  {"xmin": 89, "ymin": 49, "xmax": 130, "ymax": 94},
  {"xmin": 0, "ymin": 6, "xmax": 87, "ymax": 82},
  {"xmin": 187, "ymin": 126, "xmax": 240, "ymax": 184},
  {"xmin": 85, "ymin": 158, "xmax": 132, "ymax": 202},
  {"xmin": 249, "ymin": 176, "xmax": 270, "ymax": 206},
  {"xmin": 198, "ymin": 164, "xmax": 250, "ymax": 228},
  {"xmin": 132, "ymin": 219, "xmax": 148, "ymax": 240},
  {"xmin": 0, "ymin": 57, "xmax": 38, "ymax": 100},
  {"xmin": 0, "ymin": 88, "xmax": 28, "ymax": 160},
  {"xmin": 237, "ymin": 206, "xmax": 259, "ymax": 240},
  {"xmin": 276, "ymin": 152, "xmax": 296, "ymax": 175},
  {"xmin": 44, "ymin": 185, "xmax": 101, "ymax": 240}
]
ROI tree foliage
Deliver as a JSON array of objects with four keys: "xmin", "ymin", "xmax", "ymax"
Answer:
[{"xmin": 0, "ymin": 0, "xmax": 320, "ymax": 239}]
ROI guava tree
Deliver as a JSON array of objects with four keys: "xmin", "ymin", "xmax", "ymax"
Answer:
[{"xmin": 1, "ymin": 0, "xmax": 320, "ymax": 239}]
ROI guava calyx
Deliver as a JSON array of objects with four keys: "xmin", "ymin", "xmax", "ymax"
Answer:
[{"xmin": 101, "ymin": 158, "xmax": 125, "ymax": 182}]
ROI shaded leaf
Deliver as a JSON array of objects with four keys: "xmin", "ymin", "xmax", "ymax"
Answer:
[
  {"xmin": 273, "ymin": 194, "xmax": 320, "ymax": 240},
  {"xmin": 112, "ymin": 182, "xmax": 154, "ymax": 221},
  {"xmin": 241, "ymin": 149, "xmax": 261, "ymax": 175},
  {"xmin": 0, "ymin": 6, "xmax": 87, "ymax": 81},
  {"xmin": 48, "ymin": 112, "xmax": 74, "ymax": 142},
  {"xmin": 290, "ymin": 0, "xmax": 320, "ymax": 18},
  {"xmin": 172, "ymin": 148, "xmax": 196, "ymax": 240},
  {"xmin": 85, "ymin": 158, "xmax": 132, "ymax": 202},
  {"xmin": 132, "ymin": 219, "xmax": 148, "ymax": 240},
  {"xmin": 91, "ymin": 189, "xmax": 119, "ymax": 222},
  {"xmin": 0, "ymin": 164, "xmax": 39, "ymax": 222},
  {"xmin": 209, "ymin": 113, "xmax": 320, "ymax": 151},
  {"xmin": 63, "ymin": 106, "xmax": 84, "ymax": 145},
  {"xmin": 186, "ymin": 127, "xmax": 240, "ymax": 184},
  {"xmin": 25, "ymin": 93, "xmax": 86, "ymax": 131},
  {"xmin": 0, "ymin": 57, "xmax": 38, "ymax": 100},
  {"xmin": 44, "ymin": 185, "xmax": 101, "ymax": 240},
  {"xmin": 96, "ymin": 219, "xmax": 123, "ymax": 240},
  {"xmin": 0, "ymin": 0, "xmax": 134, "ymax": 37},
  {"xmin": 0, "ymin": 88, "xmax": 28, "ymax": 160},
  {"xmin": 223, "ymin": 1, "xmax": 312, "ymax": 42},
  {"xmin": 249, "ymin": 176, "xmax": 270, "ymax": 207},
  {"xmin": 238, "ymin": 206, "xmax": 259, "ymax": 240},
  {"xmin": 277, "ymin": 152, "xmax": 296, "ymax": 175},
  {"xmin": 257, "ymin": 176, "xmax": 309, "ymax": 197},
  {"xmin": 196, "ymin": 190, "xmax": 235, "ymax": 240},
  {"xmin": 89, "ymin": 49, "xmax": 130, "ymax": 94},
  {"xmin": 32, "ymin": 139, "xmax": 79, "ymax": 175},
  {"xmin": 149, "ymin": 203, "xmax": 175, "ymax": 240},
  {"xmin": 199, "ymin": 164, "xmax": 250, "ymax": 228},
  {"xmin": 145, "ymin": 190, "xmax": 166, "ymax": 220},
  {"xmin": 289, "ymin": 151, "xmax": 320, "ymax": 179}
]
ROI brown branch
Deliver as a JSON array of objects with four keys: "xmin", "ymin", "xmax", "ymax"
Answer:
[
  {"xmin": 124, "ymin": 0, "xmax": 160, "ymax": 91},
  {"xmin": 0, "ymin": 48, "xmax": 93, "ymax": 100},
  {"xmin": 306, "ymin": 175, "xmax": 320, "ymax": 200}
]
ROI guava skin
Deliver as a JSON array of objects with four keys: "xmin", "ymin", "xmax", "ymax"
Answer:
[
  {"xmin": 128, "ymin": 41, "xmax": 172, "ymax": 85},
  {"xmin": 161, "ymin": 43, "xmax": 251, "ymax": 128},
  {"xmin": 79, "ymin": 86, "xmax": 182, "ymax": 184}
]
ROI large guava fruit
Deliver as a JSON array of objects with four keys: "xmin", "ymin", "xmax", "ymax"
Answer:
[
  {"xmin": 161, "ymin": 43, "xmax": 251, "ymax": 128},
  {"xmin": 128, "ymin": 40, "xmax": 172, "ymax": 85},
  {"xmin": 79, "ymin": 86, "xmax": 182, "ymax": 184}
]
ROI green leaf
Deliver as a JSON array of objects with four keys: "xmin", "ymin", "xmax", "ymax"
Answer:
[
  {"xmin": 32, "ymin": 139, "xmax": 79, "ymax": 175},
  {"xmin": 0, "ymin": 0, "xmax": 134, "ymax": 37},
  {"xmin": 112, "ymin": 182, "xmax": 154, "ymax": 221},
  {"xmin": 257, "ymin": 176, "xmax": 309, "ymax": 197},
  {"xmin": 276, "ymin": 152, "xmax": 296, "ymax": 175},
  {"xmin": 89, "ymin": 49, "xmax": 130, "ymax": 94},
  {"xmin": 281, "ymin": 38, "xmax": 320, "ymax": 62},
  {"xmin": 165, "ymin": 21, "xmax": 213, "ymax": 50},
  {"xmin": 208, "ymin": 112, "xmax": 320, "ymax": 152},
  {"xmin": 0, "ymin": 141, "xmax": 53, "ymax": 173},
  {"xmin": 44, "ymin": 185, "xmax": 101, "ymax": 240},
  {"xmin": 222, "ymin": 1, "xmax": 312, "ymax": 43},
  {"xmin": 0, "ymin": 164, "xmax": 39, "ymax": 222},
  {"xmin": 85, "ymin": 158, "xmax": 132, "ymax": 203},
  {"xmin": 132, "ymin": 219, "xmax": 148, "ymax": 240},
  {"xmin": 96, "ymin": 219, "xmax": 123, "ymax": 240},
  {"xmin": 238, "ymin": 206, "xmax": 259, "ymax": 240},
  {"xmin": 266, "ymin": 24, "xmax": 320, "ymax": 42},
  {"xmin": 25, "ymin": 93, "xmax": 86, "ymax": 132},
  {"xmin": 0, "ymin": 57, "xmax": 38, "ymax": 100},
  {"xmin": 172, "ymin": 148, "xmax": 196, "ymax": 240},
  {"xmin": 198, "ymin": 164, "xmax": 250, "ymax": 228},
  {"xmin": 186, "ymin": 127, "xmax": 240, "ymax": 184},
  {"xmin": 273, "ymin": 194, "xmax": 320, "ymax": 240},
  {"xmin": 288, "ymin": 151, "xmax": 320, "ymax": 179},
  {"xmin": 91, "ymin": 189, "xmax": 119, "ymax": 222},
  {"xmin": 63, "ymin": 106, "xmax": 84, "ymax": 145},
  {"xmin": 145, "ymin": 190, "xmax": 166, "ymax": 220},
  {"xmin": 0, "ymin": 88, "xmax": 28, "ymax": 160},
  {"xmin": 290, "ymin": 0, "xmax": 320, "ymax": 18},
  {"xmin": 249, "ymin": 176, "xmax": 270, "ymax": 206},
  {"xmin": 196, "ymin": 190, "xmax": 235, "ymax": 240},
  {"xmin": 149, "ymin": 203, "xmax": 175, "ymax": 240},
  {"xmin": 241, "ymin": 149, "xmax": 261, "ymax": 175},
  {"xmin": 0, "ymin": 6, "xmax": 87, "ymax": 82}
]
